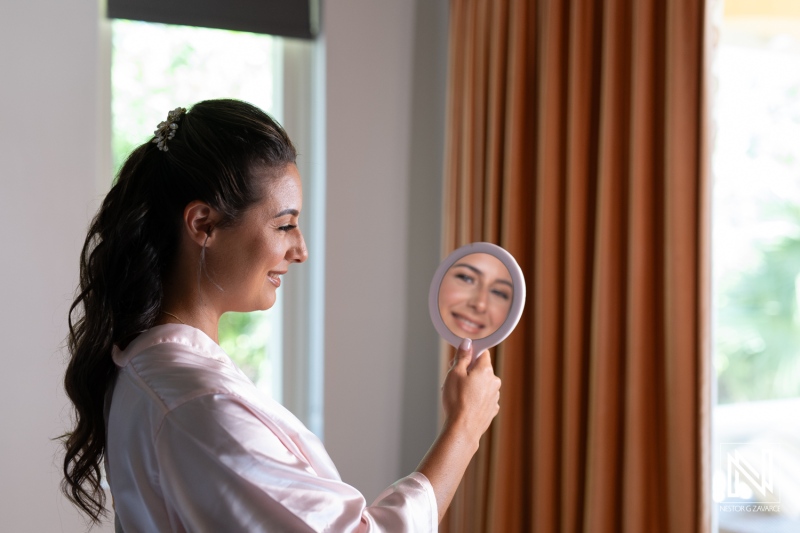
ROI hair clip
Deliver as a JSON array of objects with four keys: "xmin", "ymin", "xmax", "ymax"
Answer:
[{"xmin": 152, "ymin": 107, "xmax": 187, "ymax": 152}]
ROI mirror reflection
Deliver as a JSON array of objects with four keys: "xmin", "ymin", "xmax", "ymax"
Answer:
[{"xmin": 437, "ymin": 253, "xmax": 513, "ymax": 340}]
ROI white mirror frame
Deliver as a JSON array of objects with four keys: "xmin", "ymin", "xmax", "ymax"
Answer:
[{"xmin": 428, "ymin": 242, "xmax": 527, "ymax": 355}]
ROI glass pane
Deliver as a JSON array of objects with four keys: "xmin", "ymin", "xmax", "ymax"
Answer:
[
  {"xmin": 111, "ymin": 19, "xmax": 283, "ymax": 399},
  {"xmin": 712, "ymin": 8, "xmax": 800, "ymax": 532}
]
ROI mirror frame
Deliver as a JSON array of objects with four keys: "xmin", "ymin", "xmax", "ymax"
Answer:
[{"xmin": 428, "ymin": 242, "xmax": 526, "ymax": 355}]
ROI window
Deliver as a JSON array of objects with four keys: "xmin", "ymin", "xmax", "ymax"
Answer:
[
  {"xmin": 111, "ymin": 19, "xmax": 283, "ymax": 398},
  {"xmin": 106, "ymin": 19, "xmax": 325, "ymax": 434},
  {"xmin": 711, "ymin": 2, "xmax": 800, "ymax": 531}
]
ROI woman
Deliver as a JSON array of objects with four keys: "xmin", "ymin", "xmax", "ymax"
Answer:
[
  {"xmin": 438, "ymin": 253, "xmax": 513, "ymax": 340},
  {"xmin": 62, "ymin": 99, "xmax": 501, "ymax": 531}
]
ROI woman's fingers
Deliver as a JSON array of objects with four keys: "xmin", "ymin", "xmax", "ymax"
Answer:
[
  {"xmin": 468, "ymin": 347, "xmax": 492, "ymax": 372},
  {"xmin": 453, "ymin": 338, "xmax": 473, "ymax": 371},
  {"xmin": 454, "ymin": 337, "xmax": 496, "ymax": 375}
]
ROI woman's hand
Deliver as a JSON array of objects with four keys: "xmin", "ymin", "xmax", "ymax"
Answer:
[
  {"xmin": 441, "ymin": 338, "xmax": 501, "ymax": 445},
  {"xmin": 417, "ymin": 338, "xmax": 501, "ymax": 522}
]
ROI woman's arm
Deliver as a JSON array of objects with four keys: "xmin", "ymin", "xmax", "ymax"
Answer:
[{"xmin": 416, "ymin": 338, "xmax": 501, "ymax": 522}]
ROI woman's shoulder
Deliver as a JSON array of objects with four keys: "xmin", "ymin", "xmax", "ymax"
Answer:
[
  {"xmin": 113, "ymin": 323, "xmax": 229, "ymax": 367},
  {"xmin": 114, "ymin": 324, "xmax": 254, "ymax": 413}
]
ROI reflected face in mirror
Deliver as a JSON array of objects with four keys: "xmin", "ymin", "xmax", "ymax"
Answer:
[{"xmin": 437, "ymin": 253, "xmax": 513, "ymax": 340}]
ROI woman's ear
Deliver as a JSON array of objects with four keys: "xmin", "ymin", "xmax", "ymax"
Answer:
[{"xmin": 182, "ymin": 201, "xmax": 223, "ymax": 247}]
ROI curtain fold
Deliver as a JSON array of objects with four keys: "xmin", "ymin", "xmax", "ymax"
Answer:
[{"xmin": 441, "ymin": 0, "xmax": 709, "ymax": 531}]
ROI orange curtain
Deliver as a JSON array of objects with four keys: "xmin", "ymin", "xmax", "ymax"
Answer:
[{"xmin": 441, "ymin": 0, "xmax": 711, "ymax": 532}]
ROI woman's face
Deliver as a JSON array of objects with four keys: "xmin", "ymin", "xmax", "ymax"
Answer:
[
  {"xmin": 207, "ymin": 164, "xmax": 308, "ymax": 313},
  {"xmin": 438, "ymin": 253, "xmax": 513, "ymax": 339}
]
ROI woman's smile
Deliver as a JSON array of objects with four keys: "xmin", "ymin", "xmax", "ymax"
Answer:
[
  {"xmin": 267, "ymin": 270, "xmax": 286, "ymax": 288},
  {"xmin": 451, "ymin": 312, "xmax": 486, "ymax": 335}
]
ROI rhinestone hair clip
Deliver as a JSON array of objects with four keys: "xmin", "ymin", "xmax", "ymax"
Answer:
[{"xmin": 152, "ymin": 107, "xmax": 187, "ymax": 152}]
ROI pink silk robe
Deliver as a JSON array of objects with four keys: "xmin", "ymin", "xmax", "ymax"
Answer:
[{"xmin": 105, "ymin": 324, "xmax": 438, "ymax": 532}]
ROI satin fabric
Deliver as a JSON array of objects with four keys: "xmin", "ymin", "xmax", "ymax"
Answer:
[{"xmin": 105, "ymin": 324, "xmax": 437, "ymax": 532}]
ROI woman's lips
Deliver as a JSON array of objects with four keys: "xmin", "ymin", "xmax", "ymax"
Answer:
[
  {"xmin": 451, "ymin": 312, "xmax": 485, "ymax": 335},
  {"xmin": 267, "ymin": 271, "xmax": 286, "ymax": 287}
]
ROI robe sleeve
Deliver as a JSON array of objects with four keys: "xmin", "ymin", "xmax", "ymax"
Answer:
[{"xmin": 153, "ymin": 393, "xmax": 438, "ymax": 532}]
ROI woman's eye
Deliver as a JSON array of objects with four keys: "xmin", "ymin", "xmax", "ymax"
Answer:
[
  {"xmin": 455, "ymin": 273, "xmax": 475, "ymax": 284},
  {"xmin": 491, "ymin": 289, "xmax": 511, "ymax": 301},
  {"xmin": 278, "ymin": 224, "xmax": 297, "ymax": 232}
]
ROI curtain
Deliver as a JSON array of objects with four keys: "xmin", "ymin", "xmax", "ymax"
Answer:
[{"xmin": 441, "ymin": 0, "xmax": 710, "ymax": 532}]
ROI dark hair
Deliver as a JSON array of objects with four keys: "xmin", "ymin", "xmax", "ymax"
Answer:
[{"xmin": 61, "ymin": 99, "xmax": 296, "ymax": 523}]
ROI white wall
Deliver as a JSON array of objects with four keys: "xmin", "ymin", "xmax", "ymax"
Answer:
[
  {"xmin": 324, "ymin": 0, "xmax": 448, "ymax": 500},
  {"xmin": 0, "ymin": 1, "xmax": 113, "ymax": 531},
  {"xmin": 0, "ymin": 0, "xmax": 447, "ymax": 527}
]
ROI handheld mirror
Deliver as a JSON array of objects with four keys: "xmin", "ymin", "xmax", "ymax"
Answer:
[{"xmin": 429, "ymin": 242, "xmax": 526, "ymax": 358}]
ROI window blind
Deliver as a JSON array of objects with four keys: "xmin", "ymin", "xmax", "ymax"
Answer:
[{"xmin": 107, "ymin": 0, "xmax": 320, "ymax": 39}]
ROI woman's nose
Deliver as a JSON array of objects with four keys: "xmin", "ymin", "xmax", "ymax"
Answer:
[
  {"xmin": 468, "ymin": 288, "xmax": 488, "ymax": 312},
  {"xmin": 289, "ymin": 231, "xmax": 309, "ymax": 263}
]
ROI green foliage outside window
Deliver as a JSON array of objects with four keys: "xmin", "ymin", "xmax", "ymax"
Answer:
[
  {"xmin": 219, "ymin": 311, "xmax": 274, "ymax": 384},
  {"xmin": 717, "ymin": 206, "xmax": 800, "ymax": 403}
]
